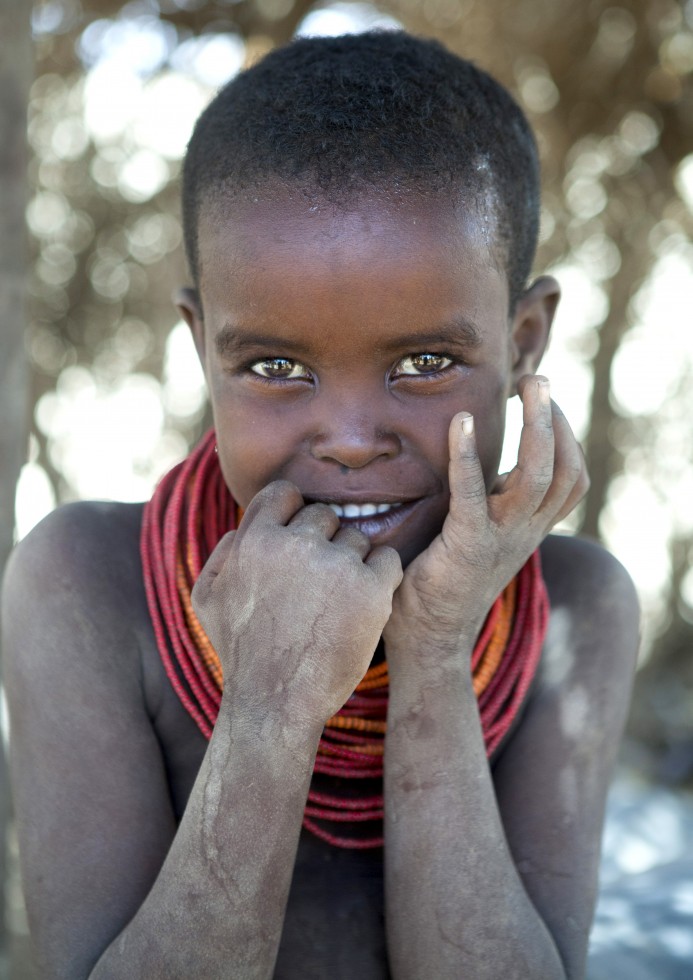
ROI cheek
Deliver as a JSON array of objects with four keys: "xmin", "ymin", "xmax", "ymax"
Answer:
[
  {"xmin": 215, "ymin": 427, "xmax": 292, "ymax": 507},
  {"xmin": 211, "ymin": 398, "xmax": 289, "ymax": 506},
  {"xmin": 209, "ymin": 378, "xmax": 305, "ymax": 505},
  {"xmin": 216, "ymin": 437, "xmax": 260, "ymax": 507},
  {"xmin": 465, "ymin": 372, "xmax": 511, "ymax": 484}
]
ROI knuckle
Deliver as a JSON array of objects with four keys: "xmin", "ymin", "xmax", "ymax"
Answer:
[
  {"xmin": 345, "ymin": 527, "xmax": 369, "ymax": 547},
  {"xmin": 454, "ymin": 478, "xmax": 487, "ymax": 503},
  {"xmin": 529, "ymin": 464, "xmax": 553, "ymax": 492},
  {"xmin": 257, "ymin": 479, "xmax": 302, "ymax": 507},
  {"xmin": 190, "ymin": 577, "xmax": 207, "ymax": 613},
  {"xmin": 385, "ymin": 555, "xmax": 404, "ymax": 587},
  {"xmin": 218, "ymin": 529, "xmax": 236, "ymax": 550},
  {"xmin": 577, "ymin": 470, "xmax": 591, "ymax": 497},
  {"xmin": 286, "ymin": 527, "xmax": 321, "ymax": 555},
  {"xmin": 270, "ymin": 478, "xmax": 300, "ymax": 496},
  {"xmin": 457, "ymin": 444, "xmax": 481, "ymax": 466},
  {"xmin": 535, "ymin": 415, "xmax": 555, "ymax": 434},
  {"xmin": 307, "ymin": 501, "xmax": 337, "ymax": 520},
  {"xmin": 564, "ymin": 459, "xmax": 584, "ymax": 485}
]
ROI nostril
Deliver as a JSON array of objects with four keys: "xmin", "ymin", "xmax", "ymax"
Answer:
[
  {"xmin": 310, "ymin": 438, "xmax": 400, "ymax": 469},
  {"xmin": 309, "ymin": 420, "xmax": 401, "ymax": 469}
]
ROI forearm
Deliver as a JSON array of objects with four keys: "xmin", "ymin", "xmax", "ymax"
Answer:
[
  {"xmin": 91, "ymin": 697, "xmax": 321, "ymax": 980},
  {"xmin": 384, "ymin": 645, "xmax": 566, "ymax": 980}
]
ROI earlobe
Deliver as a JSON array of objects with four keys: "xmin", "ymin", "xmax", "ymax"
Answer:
[
  {"xmin": 175, "ymin": 286, "xmax": 206, "ymax": 365},
  {"xmin": 508, "ymin": 275, "xmax": 560, "ymax": 394}
]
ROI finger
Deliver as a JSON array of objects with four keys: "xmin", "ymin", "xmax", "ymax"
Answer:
[
  {"xmin": 202, "ymin": 529, "xmax": 237, "ymax": 577},
  {"xmin": 288, "ymin": 501, "xmax": 341, "ymax": 537},
  {"xmin": 446, "ymin": 411, "xmax": 488, "ymax": 530},
  {"xmin": 234, "ymin": 480, "xmax": 304, "ymax": 542},
  {"xmin": 332, "ymin": 525, "xmax": 372, "ymax": 558},
  {"xmin": 192, "ymin": 530, "xmax": 236, "ymax": 610},
  {"xmin": 492, "ymin": 472, "xmax": 510, "ymax": 494},
  {"xmin": 551, "ymin": 469, "xmax": 590, "ymax": 527},
  {"xmin": 500, "ymin": 376, "xmax": 555, "ymax": 517},
  {"xmin": 364, "ymin": 545, "xmax": 403, "ymax": 592},
  {"xmin": 535, "ymin": 409, "xmax": 590, "ymax": 526}
]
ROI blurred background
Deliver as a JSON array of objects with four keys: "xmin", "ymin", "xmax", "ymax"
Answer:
[{"xmin": 1, "ymin": 0, "xmax": 692, "ymax": 976}]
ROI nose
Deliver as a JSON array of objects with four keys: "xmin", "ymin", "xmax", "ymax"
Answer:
[{"xmin": 309, "ymin": 397, "xmax": 401, "ymax": 470}]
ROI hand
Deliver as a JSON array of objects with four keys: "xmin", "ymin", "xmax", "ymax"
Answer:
[
  {"xmin": 384, "ymin": 375, "xmax": 589, "ymax": 659},
  {"xmin": 191, "ymin": 481, "xmax": 403, "ymax": 727}
]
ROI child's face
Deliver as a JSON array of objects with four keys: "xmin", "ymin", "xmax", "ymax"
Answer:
[{"xmin": 183, "ymin": 191, "xmax": 544, "ymax": 567}]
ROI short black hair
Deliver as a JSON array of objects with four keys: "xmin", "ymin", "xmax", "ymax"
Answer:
[{"xmin": 182, "ymin": 31, "xmax": 540, "ymax": 311}]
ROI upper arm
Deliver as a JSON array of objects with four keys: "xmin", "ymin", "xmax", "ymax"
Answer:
[
  {"xmin": 2, "ymin": 504, "xmax": 177, "ymax": 979},
  {"xmin": 491, "ymin": 536, "xmax": 639, "ymax": 978}
]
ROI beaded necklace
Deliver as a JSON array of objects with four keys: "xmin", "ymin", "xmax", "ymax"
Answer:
[{"xmin": 141, "ymin": 429, "xmax": 549, "ymax": 849}]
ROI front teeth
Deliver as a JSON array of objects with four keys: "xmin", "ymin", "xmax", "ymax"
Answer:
[{"xmin": 327, "ymin": 502, "xmax": 402, "ymax": 518}]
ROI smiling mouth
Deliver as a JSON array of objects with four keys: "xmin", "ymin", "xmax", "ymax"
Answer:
[
  {"xmin": 301, "ymin": 495, "xmax": 432, "ymax": 556},
  {"xmin": 325, "ymin": 501, "xmax": 403, "ymax": 518},
  {"xmin": 310, "ymin": 498, "xmax": 423, "ymax": 544}
]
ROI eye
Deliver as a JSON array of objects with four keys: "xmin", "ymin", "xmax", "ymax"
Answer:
[
  {"xmin": 250, "ymin": 358, "xmax": 311, "ymax": 380},
  {"xmin": 394, "ymin": 353, "xmax": 453, "ymax": 376}
]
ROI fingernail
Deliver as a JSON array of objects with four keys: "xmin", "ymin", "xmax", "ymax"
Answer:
[
  {"xmin": 460, "ymin": 413, "xmax": 474, "ymax": 436},
  {"xmin": 537, "ymin": 378, "xmax": 550, "ymax": 402}
]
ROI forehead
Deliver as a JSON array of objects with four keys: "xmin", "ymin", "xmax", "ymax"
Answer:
[{"xmin": 197, "ymin": 188, "xmax": 509, "ymax": 340}]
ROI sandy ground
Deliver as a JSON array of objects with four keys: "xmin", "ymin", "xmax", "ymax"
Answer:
[{"xmin": 588, "ymin": 775, "xmax": 693, "ymax": 979}]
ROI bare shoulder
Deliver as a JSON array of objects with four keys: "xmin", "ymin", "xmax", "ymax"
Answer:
[
  {"xmin": 496, "ymin": 534, "xmax": 640, "ymax": 769},
  {"xmin": 2, "ymin": 500, "xmax": 153, "ymax": 773},
  {"xmin": 4, "ymin": 499, "xmax": 143, "ymax": 595},
  {"xmin": 540, "ymin": 532, "xmax": 639, "ymax": 617},
  {"xmin": 2, "ymin": 500, "xmax": 146, "ymax": 685},
  {"xmin": 538, "ymin": 532, "xmax": 640, "ymax": 692}
]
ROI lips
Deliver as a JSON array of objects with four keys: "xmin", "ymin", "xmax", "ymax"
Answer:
[
  {"xmin": 326, "ymin": 501, "xmax": 403, "ymax": 518},
  {"xmin": 311, "ymin": 496, "xmax": 423, "ymax": 545},
  {"xmin": 297, "ymin": 483, "xmax": 439, "ymax": 556}
]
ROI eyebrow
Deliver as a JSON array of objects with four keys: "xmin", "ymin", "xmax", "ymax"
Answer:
[
  {"xmin": 214, "ymin": 326, "xmax": 313, "ymax": 359},
  {"xmin": 374, "ymin": 317, "xmax": 484, "ymax": 353},
  {"xmin": 214, "ymin": 315, "xmax": 484, "ymax": 358}
]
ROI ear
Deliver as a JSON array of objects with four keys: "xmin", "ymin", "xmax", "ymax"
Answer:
[
  {"xmin": 175, "ymin": 287, "xmax": 206, "ymax": 366},
  {"xmin": 508, "ymin": 275, "xmax": 560, "ymax": 394}
]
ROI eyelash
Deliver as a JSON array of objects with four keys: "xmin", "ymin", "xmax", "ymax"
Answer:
[
  {"xmin": 249, "ymin": 358, "xmax": 312, "ymax": 381},
  {"xmin": 245, "ymin": 352, "xmax": 457, "ymax": 384},
  {"xmin": 392, "ymin": 353, "xmax": 454, "ymax": 378}
]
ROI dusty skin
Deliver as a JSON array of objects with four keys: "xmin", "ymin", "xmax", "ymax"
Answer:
[{"xmin": 2, "ymin": 193, "xmax": 640, "ymax": 979}]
